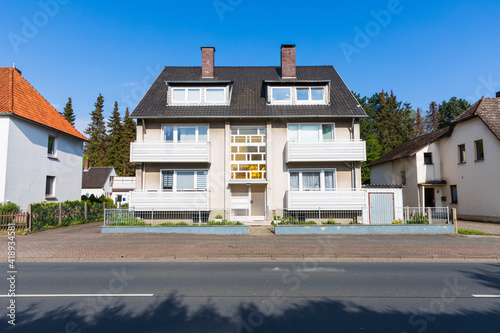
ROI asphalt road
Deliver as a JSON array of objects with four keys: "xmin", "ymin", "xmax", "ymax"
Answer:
[{"xmin": 1, "ymin": 262, "xmax": 499, "ymax": 332}]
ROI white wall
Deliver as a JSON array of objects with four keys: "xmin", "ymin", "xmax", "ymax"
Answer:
[
  {"xmin": 0, "ymin": 117, "xmax": 10, "ymax": 204},
  {"xmin": 439, "ymin": 118, "xmax": 500, "ymax": 220},
  {"xmin": 4, "ymin": 117, "xmax": 84, "ymax": 210}
]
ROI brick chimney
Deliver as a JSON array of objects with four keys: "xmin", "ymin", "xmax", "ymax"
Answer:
[
  {"xmin": 84, "ymin": 158, "xmax": 89, "ymax": 171},
  {"xmin": 201, "ymin": 47, "xmax": 215, "ymax": 78},
  {"xmin": 496, "ymin": 91, "xmax": 500, "ymax": 98},
  {"xmin": 281, "ymin": 44, "xmax": 296, "ymax": 79}
]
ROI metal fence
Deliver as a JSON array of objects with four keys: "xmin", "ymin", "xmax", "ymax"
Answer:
[
  {"xmin": 104, "ymin": 208, "xmax": 250, "ymax": 226},
  {"xmin": 272, "ymin": 208, "xmax": 364, "ymax": 224},
  {"xmin": 0, "ymin": 212, "xmax": 28, "ymax": 231},
  {"xmin": 104, "ymin": 206, "xmax": 450, "ymax": 226}
]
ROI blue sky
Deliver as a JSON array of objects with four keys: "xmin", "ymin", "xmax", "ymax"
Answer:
[{"xmin": 1, "ymin": 0, "xmax": 499, "ymax": 134}]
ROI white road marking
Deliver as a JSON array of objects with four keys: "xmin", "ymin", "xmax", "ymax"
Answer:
[
  {"xmin": 0, "ymin": 294, "xmax": 153, "ymax": 298},
  {"xmin": 472, "ymin": 295, "xmax": 500, "ymax": 298}
]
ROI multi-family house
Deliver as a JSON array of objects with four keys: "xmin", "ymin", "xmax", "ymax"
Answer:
[
  {"xmin": 370, "ymin": 94, "xmax": 500, "ymax": 222},
  {"xmin": 129, "ymin": 45, "xmax": 367, "ymax": 223},
  {"xmin": 0, "ymin": 66, "xmax": 87, "ymax": 210}
]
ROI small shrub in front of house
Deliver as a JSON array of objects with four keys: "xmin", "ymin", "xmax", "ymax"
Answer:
[
  {"xmin": 206, "ymin": 221, "xmax": 243, "ymax": 225},
  {"xmin": 392, "ymin": 219, "xmax": 404, "ymax": 224},
  {"xmin": 407, "ymin": 216, "xmax": 429, "ymax": 224},
  {"xmin": 323, "ymin": 219, "xmax": 340, "ymax": 225},
  {"xmin": 156, "ymin": 222, "xmax": 189, "ymax": 226}
]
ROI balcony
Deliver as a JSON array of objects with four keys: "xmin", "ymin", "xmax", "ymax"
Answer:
[
  {"xmin": 112, "ymin": 177, "xmax": 136, "ymax": 190},
  {"xmin": 286, "ymin": 189, "xmax": 366, "ymax": 210},
  {"xmin": 130, "ymin": 190, "xmax": 210, "ymax": 211},
  {"xmin": 285, "ymin": 140, "xmax": 366, "ymax": 163},
  {"xmin": 130, "ymin": 141, "xmax": 210, "ymax": 163}
]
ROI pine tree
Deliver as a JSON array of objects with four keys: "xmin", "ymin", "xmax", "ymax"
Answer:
[
  {"xmin": 355, "ymin": 90, "xmax": 416, "ymax": 183},
  {"xmin": 424, "ymin": 101, "xmax": 441, "ymax": 133},
  {"xmin": 84, "ymin": 94, "xmax": 107, "ymax": 167},
  {"xmin": 121, "ymin": 108, "xmax": 137, "ymax": 176},
  {"xmin": 414, "ymin": 108, "xmax": 426, "ymax": 137},
  {"xmin": 438, "ymin": 97, "xmax": 470, "ymax": 129},
  {"xmin": 63, "ymin": 97, "xmax": 75, "ymax": 126},
  {"xmin": 106, "ymin": 101, "xmax": 123, "ymax": 173}
]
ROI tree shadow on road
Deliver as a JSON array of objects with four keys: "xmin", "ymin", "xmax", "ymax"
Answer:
[{"xmin": 2, "ymin": 291, "xmax": 500, "ymax": 333}]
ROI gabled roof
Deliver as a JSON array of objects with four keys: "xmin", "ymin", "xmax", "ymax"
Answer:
[
  {"xmin": 452, "ymin": 97, "xmax": 500, "ymax": 140},
  {"xmin": 369, "ymin": 127, "xmax": 452, "ymax": 167},
  {"xmin": 0, "ymin": 67, "xmax": 86, "ymax": 141},
  {"xmin": 369, "ymin": 96, "xmax": 500, "ymax": 168},
  {"xmin": 131, "ymin": 66, "xmax": 367, "ymax": 118},
  {"xmin": 82, "ymin": 167, "xmax": 113, "ymax": 189}
]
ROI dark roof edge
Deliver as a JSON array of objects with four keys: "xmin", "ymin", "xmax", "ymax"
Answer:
[{"xmin": 132, "ymin": 114, "xmax": 368, "ymax": 119}]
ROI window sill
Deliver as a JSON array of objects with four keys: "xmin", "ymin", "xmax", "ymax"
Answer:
[
  {"xmin": 450, "ymin": 202, "xmax": 458, "ymax": 205},
  {"xmin": 45, "ymin": 196, "xmax": 57, "ymax": 200},
  {"xmin": 47, "ymin": 155, "xmax": 59, "ymax": 160},
  {"xmin": 458, "ymin": 162, "xmax": 466, "ymax": 165},
  {"xmin": 475, "ymin": 158, "xmax": 485, "ymax": 162}
]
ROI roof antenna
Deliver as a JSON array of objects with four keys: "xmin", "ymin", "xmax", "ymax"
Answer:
[{"xmin": 13, "ymin": 63, "xmax": 16, "ymax": 69}]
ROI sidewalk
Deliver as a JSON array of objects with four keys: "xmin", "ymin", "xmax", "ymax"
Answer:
[{"xmin": 2, "ymin": 221, "xmax": 499, "ymax": 262}]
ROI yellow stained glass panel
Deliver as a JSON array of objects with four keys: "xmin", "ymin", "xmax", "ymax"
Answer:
[
  {"xmin": 231, "ymin": 147, "xmax": 237, "ymax": 153},
  {"xmin": 251, "ymin": 172, "xmax": 262, "ymax": 179}
]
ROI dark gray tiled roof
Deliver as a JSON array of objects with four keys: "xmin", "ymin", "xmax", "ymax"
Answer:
[
  {"xmin": 82, "ymin": 167, "xmax": 113, "ymax": 189},
  {"xmin": 131, "ymin": 66, "xmax": 366, "ymax": 118}
]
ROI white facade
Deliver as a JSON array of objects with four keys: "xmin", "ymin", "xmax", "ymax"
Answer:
[
  {"xmin": 371, "ymin": 117, "xmax": 500, "ymax": 222},
  {"xmin": 0, "ymin": 116, "xmax": 84, "ymax": 210}
]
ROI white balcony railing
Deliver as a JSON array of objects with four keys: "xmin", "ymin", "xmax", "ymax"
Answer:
[
  {"xmin": 112, "ymin": 177, "xmax": 136, "ymax": 190},
  {"xmin": 286, "ymin": 189, "xmax": 366, "ymax": 210},
  {"xmin": 130, "ymin": 190, "xmax": 210, "ymax": 211},
  {"xmin": 130, "ymin": 141, "xmax": 210, "ymax": 163},
  {"xmin": 285, "ymin": 140, "xmax": 366, "ymax": 162}
]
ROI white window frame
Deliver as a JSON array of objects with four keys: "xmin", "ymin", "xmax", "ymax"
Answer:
[
  {"xmin": 161, "ymin": 124, "xmax": 209, "ymax": 143},
  {"xmin": 287, "ymin": 123, "xmax": 335, "ymax": 142},
  {"xmin": 270, "ymin": 87, "xmax": 292, "ymax": 104},
  {"xmin": 269, "ymin": 86, "xmax": 327, "ymax": 105},
  {"xmin": 47, "ymin": 135, "xmax": 57, "ymax": 157},
  {"xmin": 160, "ymin": 169, "xmax": 209, "ymax": 192},
  {"xmin": 288, "ymin": 169, "xmax": 337, "ymax": 192},
  {"xmin": 170, "ymin": 87, "xmax": 228, "ymax": 105},
  {"xmin": 205, "ymin": 88, "xmax": 226, "ymax": 104},
  {"xmin": 45, "ymin": 175, "xmax": 56, "ymax": 198},
  {"xmin": 295, "ymin": 87, "xmax": 326, "ymax": 104}
]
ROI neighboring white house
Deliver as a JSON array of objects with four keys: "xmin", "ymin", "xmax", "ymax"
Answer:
[
  {"xmin": 129, "ymin": 45, "xmax": 368, "ymax": 223},
  {"xmin": 81, "ymin": 163, "xmax": 135, "ymax": 206},
  {"xmin": 370, "ymin": 94, "xmax": 500, "ymax": 222},
  {"xmin": 81, "ymin": 165, "xmax": 117, "ymax": 199},
  {"xmin": 0, "ymin": 66, "xmax": 87, "ymax": 210}
]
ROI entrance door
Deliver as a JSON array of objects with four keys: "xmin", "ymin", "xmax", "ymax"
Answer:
[
  {"xmin": 424, "ymin": 188, "xmax": 435, "ymax": 207},
  {"xmin": 250, "ymin": 185, "xmax": 266, "ymax": 218}
]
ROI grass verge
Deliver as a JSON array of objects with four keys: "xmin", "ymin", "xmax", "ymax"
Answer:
[{"xmin": 458, "ymin": 228, "xmax": 496, "ymax": 236}]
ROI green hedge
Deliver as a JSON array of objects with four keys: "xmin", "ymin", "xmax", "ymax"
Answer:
[{"xmin": 31, "ymin": 201, "xmax": 108, "ymax": 231}]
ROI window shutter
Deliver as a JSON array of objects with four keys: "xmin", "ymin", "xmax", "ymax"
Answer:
[
  {"xmin": 197, "ymin": 171, "xmax": 207, "ymax": 190},
  {"xmin": 162, "ymin": 171, "xmax": 173, "ymax": 190}
]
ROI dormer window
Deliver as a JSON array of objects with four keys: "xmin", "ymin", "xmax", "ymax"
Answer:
[
  {"xmin": 296, "ymin": 88, "xmax": 324, "ymax": 103},
  {"xmin": 268, "ymin": 86, "xmax": 327, "ymax": 105},
  {"xmin": 271, "ymin": 88, "xmax": 291, "ymax": 103},
  {"xmin": 170, "ymin": 86, "xmax": 228, "ymax": 105}
]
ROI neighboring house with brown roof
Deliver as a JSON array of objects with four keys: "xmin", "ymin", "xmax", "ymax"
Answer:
[
  {"xmin": 0, "ymin": 66, "xmax": 87, "ymax": 210},
  {"xmin": 129, "ymin": 45, "xmax": 368, "ymax": 223},
  {"xmin": 370, "ymin": 93, "xmax": 500, "ymax": 222}
]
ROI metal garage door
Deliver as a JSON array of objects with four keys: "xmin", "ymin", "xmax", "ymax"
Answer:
[{"xmin": 369, "ymin": 193, "xmax": 394, "ymax": 224}]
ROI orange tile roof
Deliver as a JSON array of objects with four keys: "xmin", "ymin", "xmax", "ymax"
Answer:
[{"xmin": 0, "ymin": 67, "xmax": 87, "ymax": 141}]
